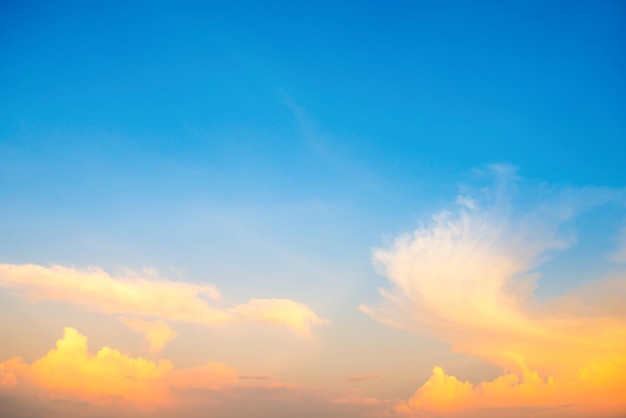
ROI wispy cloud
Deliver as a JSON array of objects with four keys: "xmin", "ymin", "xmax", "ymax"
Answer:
[
  {"xmin": 0, "ymin": 264, "xmax": 328, "ymax": 336},
  {"xmin": 362, "ymin": 165, "xmax": 626, "ymax": 416}
]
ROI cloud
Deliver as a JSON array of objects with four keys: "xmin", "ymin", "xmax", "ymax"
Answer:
[
  {"xmin": 0, "ymin": 264, "xmax": 328, "ymax": 336},
  {"xmin": 361, "ymin": 166, "xmax": 626, "ymax": 416},
  {"xmin": 0, "ymin": 328, "xmax": 393, "ymax": 418},
  {"xmin": 119, "ymin": 317, "xmax": 177, "ymax": 353},
  {"xmin": 230, "ymin": 299, "xmax": 330, "ymax": 337},
  {"xmin": 0, "ymin": 327, "xmax": 243, "ymax": 405},
  {"xmin": 395, "ymin": 363, "xmax": 626, "ymax": 417},
  {"xmin": 1, "ymin": 327, "xmax": 172, "ymax": 403},
  {"xmin": 0, "ymin": 264, "xmax": 225, "ymax": 320}
]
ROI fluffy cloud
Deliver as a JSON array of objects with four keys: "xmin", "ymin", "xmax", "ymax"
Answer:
[
  {"xmin": 395, "ymin": 362, "xmax": 626, "ymax": 417},
  {"xmin": 0, "ymin": 327, "xmax": 244, "ymax": 404},
  {"xmin": 362, "ymin": 166, "xmax": 626, "ymax": 417},
  {"xmin": 0, "ymin": 363, "xmax": 17, "ymax": 388},
  {"xmin": 0, "ymin": 328, "xmax": 392, "ymax": 418},
  {"xmin": 119, "ymin": 317, "xmax": 177, "ymax": 353},
  {"xmin": 0, "ymin": 264, "xmax": 327, "ymax": 336},
  {"xmin": 1, "ymin": 327, "xmax": 172, "ymax": 403}
]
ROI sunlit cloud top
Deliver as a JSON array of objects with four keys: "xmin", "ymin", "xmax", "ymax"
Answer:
[
  {"xmin": 362, "ymin": 166, "xmax": 626, "ymax": 416},
  {"xmin": 0, "ymin": 264, "xmax": 328, "ymax": 337}
]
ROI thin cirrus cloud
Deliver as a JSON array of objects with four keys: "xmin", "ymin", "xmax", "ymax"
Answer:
[
  {"xmin": 0, "ymin": 264, "xmax": 328, "ymax": 338},
  {"xmin": 362, "ymin": 166, "xmax": 626, "ymax": 417}
]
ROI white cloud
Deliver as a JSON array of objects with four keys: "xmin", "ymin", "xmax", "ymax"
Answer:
[{"xmin": 361, "ymin": 166, "xmax": 626, "ymax": 416}]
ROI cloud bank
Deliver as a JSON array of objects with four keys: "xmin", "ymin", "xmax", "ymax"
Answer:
[
  {"xmin": 0, "ymin": 327, "xmax": 172, "ymax": 403},
  {"xmin": 0, "ymin": 328, "xmax": 392, "ymax": 418},
  {"xmin": 0, "ymin": 264, "xmax": 328, "ymax": 337},
  {"xmin": 362, "ymin": 166, "xmax": 626, "ymax": 417},
  {"xmin": 0, "ymin": 327, "xmax": 249, "ymax": 405}
]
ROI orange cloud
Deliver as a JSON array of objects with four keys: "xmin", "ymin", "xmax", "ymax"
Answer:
[
  {"xmin": 0, "ymin": 327, "xmax": 247, "ymax": 406},
  {"xmin": 0, "ymin": 361, "xmax": 17, "ymax": 388},
  {"xmin": 1, "ymin": 327, "xmax": 172, "ymax": 403},
  {"xmin": 362, "ymin": 169, "xmax": 626, "ymax": 416},
  {"xmin": 0, "ymin": 328, "xmax": 392, "ymax": 418},
  {"xmin": 119, "ymin": 317, "xmax": 177, "ymax": 353},
  {"xmin": 396, "ymin": 362, "xmax": 626, "ymax": 417},
  {"xmin": 0, "ymin": 263, "xmax": 328, "ymax": 336}
]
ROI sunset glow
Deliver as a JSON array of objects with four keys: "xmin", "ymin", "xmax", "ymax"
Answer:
[{"xmin": 1, "ymin": 1, "xmax": 625, "ymax": 417}]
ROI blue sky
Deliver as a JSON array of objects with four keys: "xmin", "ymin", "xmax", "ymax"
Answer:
[
  {"xmin": 1, "ymin": 2, "xmax": 626, "ymax": 417},
  {"xmin": 2, "ymin": 0, "xmax": 624, "ymax": 265}
]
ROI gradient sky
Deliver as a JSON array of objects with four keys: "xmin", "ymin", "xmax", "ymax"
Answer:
[{"xmin": 1, "ymin": 1, "xmax": 626, "ymax": 417}]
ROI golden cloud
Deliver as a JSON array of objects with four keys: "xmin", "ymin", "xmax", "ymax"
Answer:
[
  {"xmin": 0, "ymin": 327, "xmax": 247, "ymax": 406},
  {"xmin": 0, "ymin": 328, "xmax": 389, "ymax": 418},
  {"xmin": 230, "ymin": 298, "xmax": 330, "ymax": 337},
  {"xmin": 118, "ymin": 317, "xmax": 177, "ymax": 353},
  {"xmin": 0, "ymin": 327, "xmax": 172, "ymax": 403},
  {"xmin": 0, "ymin": 264, "xmax": 328, "ymax": 336}
]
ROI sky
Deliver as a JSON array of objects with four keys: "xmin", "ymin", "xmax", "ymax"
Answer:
[{"xmin": 1, "ymin": 1, "xmax": 625, "ymax": 417}]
